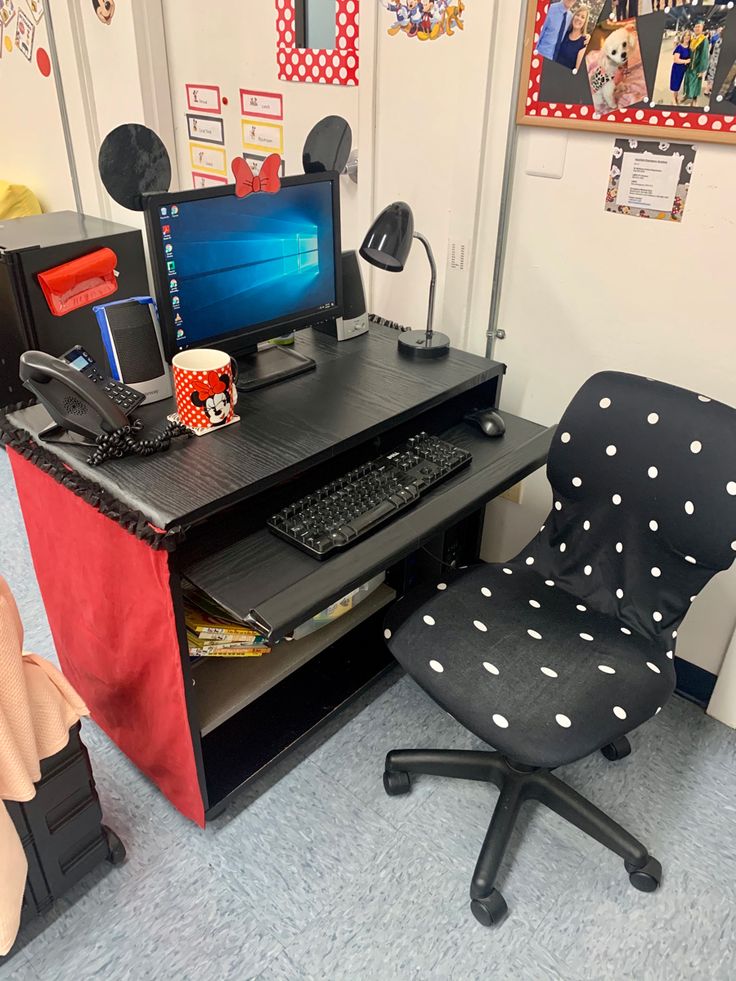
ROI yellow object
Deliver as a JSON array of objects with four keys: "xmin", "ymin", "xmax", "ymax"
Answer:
[
  {"xmin": 3, "ymin": 35, "xmax": 12, "ymax": 53},
  {"xmin": 0, "ymin": 182, "xmax": 42, "ymax": 220}
]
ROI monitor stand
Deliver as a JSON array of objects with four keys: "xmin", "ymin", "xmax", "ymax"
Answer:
[{"xmin": 235, "ymin": 344, "xmax": 316, "ymax": 393}]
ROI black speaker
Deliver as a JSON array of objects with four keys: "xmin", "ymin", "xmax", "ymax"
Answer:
[{"xmin": 314, "ymin": 251, "xmax": 369, "ymax": 342}]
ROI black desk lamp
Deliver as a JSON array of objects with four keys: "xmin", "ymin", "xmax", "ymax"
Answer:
[{"xmin": 360, "ymin": 202, "xmax": 450, "ymax": 359}]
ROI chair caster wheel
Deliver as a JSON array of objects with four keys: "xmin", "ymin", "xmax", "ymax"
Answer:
[
  {"xmin": 103, "ymin": 825, "xmax": 127, "ymax": 866},
  {"xmin": 601, "ymin": 736, "xmax": 631, "ymax": 761},
  {"xmin": 470, "ymin": 890, "xmax": 508, "ymax": 927},
  {"xmin": 626, "ymin": 856, "xmax": 662, "ymax": 893},
  {"xmin": 383, "ymin": 769, "xmax": 411, "ymax": 796}
]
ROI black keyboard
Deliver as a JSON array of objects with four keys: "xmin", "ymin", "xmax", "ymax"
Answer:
[{"xmin": 268, "ymin": 433, "xmax": 472, "ymax": 559}]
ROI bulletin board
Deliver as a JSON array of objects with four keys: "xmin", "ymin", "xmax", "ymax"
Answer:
[{"xmin": 517, "ymin": 2, "xmax": 736, "ymax": 145}]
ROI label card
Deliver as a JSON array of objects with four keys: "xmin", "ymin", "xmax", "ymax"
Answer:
[
  {"xmin": 15, "ymin": 7, "xmax": 33, "ymax": 59},
  {"xmin": 189, "ymin": 142, "xmax": 228, "ymax": 175},
  {"xmin": 242, "ymin": 119, "xmax": 284, "ymax": 154},
  {"xmin": 192, "ymin": 171, "xmax": 228, "ymax": 189},
  {"xmin": 186, "ymin": 114, "xmax": 225, "ymax": 145},
  {"xmin": 240, "ymin": 89, "xmax": 283, "ymax": 120},
  {"xmin": 185, "ymin": 84, "xmax": 222, "ymax": 114}
]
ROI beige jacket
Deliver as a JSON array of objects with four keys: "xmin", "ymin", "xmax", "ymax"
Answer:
[{"xmin": 0, "ymin": 576, "xmax": 88, "ymax": 956}]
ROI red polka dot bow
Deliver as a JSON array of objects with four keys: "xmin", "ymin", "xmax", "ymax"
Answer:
[
  {"xmin": 194, "ymin": 371, "xmax": 228, "ymax": 401},
  {"xmin": 232, "ymin": 154, "xmax": 282, "ymax": 198}
]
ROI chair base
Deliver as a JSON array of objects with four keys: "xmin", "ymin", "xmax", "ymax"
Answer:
[{"xmin": 384, "ymin": 748, "xmax": 661, "ymax": 926}]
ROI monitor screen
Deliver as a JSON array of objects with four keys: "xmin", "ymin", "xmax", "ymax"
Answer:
[{"xmin": 149, "ymin": 175, "xmax": 340, "ymax": 354}]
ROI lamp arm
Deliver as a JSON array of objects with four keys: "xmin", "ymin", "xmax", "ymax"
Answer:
[{"xmin": 413, "ymin": 232, "xmax": 437, "ymax": 340}]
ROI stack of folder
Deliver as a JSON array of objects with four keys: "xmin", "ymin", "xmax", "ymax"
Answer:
[{"xmin": 183, "ymin": 585, "xmax": 270, "ymax": 661}]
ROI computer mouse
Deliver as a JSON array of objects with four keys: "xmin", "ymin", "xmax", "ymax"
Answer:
[{"xmin": 465, "ymin": 409, "xmax": 506, "ymax": 438}]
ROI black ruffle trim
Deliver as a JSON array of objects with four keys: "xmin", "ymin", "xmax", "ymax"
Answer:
[{"xmin": 1, "ymin": 401, "xmax": 184, "ymax": 552}]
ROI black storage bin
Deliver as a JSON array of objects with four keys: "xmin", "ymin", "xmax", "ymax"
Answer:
[
  {"xmin": 0, "ymin": 211, "xmax": 150, "ymax": 407},
  {"xmin": 0, "ymin": 722, "xmax": 125, "ymax": 962}
]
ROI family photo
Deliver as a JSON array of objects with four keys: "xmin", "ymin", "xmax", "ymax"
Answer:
[
  {"xmin": 652, "ymin": 5, "xmax": 728, "ymax": 108},
  {"xmin": 585, "ymin": 15, "xmax": 648, "ymax": 112},
  {"xmin": 536, "ymin": 0, "xmax": 607, "ymax": 72}
]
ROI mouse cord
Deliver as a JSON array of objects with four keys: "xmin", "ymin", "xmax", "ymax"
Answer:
[{"xmin": 87, "ymin": 418, "xmax": 191, "ymax": 467}]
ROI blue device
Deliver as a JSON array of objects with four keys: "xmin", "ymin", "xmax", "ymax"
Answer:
[{"xmin": 93, "ymin": 296, "xmax": 173, "ymax": 405}]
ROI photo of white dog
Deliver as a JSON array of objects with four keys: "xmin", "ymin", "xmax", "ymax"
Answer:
[{"xmin": 585, "ymin": 17, "xmax": 649, "ymax": 113}]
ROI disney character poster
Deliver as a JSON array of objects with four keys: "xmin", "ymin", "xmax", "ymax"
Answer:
[
  {"xmin": 379, "ymin": 1, "xmax": 465, "ymax": 41},
  {"xmin": 585, "ymin": 15, "xmax": 648, "ymax": 113},
  {"xmin": 605, "ymin": 138, "xmax": 696, "ymax": 223}
]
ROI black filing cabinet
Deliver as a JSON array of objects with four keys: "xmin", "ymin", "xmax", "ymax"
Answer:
[{"xmin": 0, "ymin": 211, "xmax": 150, "ymax": 407}]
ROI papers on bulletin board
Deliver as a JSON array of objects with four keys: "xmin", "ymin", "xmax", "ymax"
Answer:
[{"xmin": 605, "ymin": 139, "xmax": 696, "ymax": 223}]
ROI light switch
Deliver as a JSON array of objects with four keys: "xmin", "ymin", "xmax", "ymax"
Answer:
[{"xmin": 525, "ymin": 130, "xmax": 568, "ymax": 180}]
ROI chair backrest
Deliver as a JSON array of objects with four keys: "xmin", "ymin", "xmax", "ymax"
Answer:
[{"xmin": 523, "ymin": 372, "xmax": 736, "ymax": 641}]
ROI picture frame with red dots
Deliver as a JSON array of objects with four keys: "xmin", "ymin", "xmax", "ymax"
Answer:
[
  {"xmin": 518, "ymin": 0, "xmax": 736, "ymax": 146},
  {"xmin": 275, "ymin": 0, "xmax": 359, "ymax": 86}
]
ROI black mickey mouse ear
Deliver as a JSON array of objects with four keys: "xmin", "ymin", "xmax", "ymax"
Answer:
[
  {"xmin": 303, "ymin": 115, "xmax": 352, "ymax": 175},
  {"xmin": 98, "ymin": 124, "xmax": 172, "ymax": 211}
]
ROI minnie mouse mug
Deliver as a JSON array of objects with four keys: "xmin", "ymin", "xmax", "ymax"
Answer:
[{"xmin": 171, "ymin": 349, "xmax": 238, "ymax": 432}]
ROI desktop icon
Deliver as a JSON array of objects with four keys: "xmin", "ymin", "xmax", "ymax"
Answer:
[
  {"xmin": 172, "ymin": 296, "xmax": 181, "ymax": 309},
  {"xmin": 169, "ymin": 279, "xmax": 178, "ymax": 293},
  {"xmin": 174, "ymin": 312, "xmax": 183, "ymax": 325},
  {"xmin": 171, "ymin": 205, "xmax": 179, "ymax": 217},
  {"xmin": 177, "ymin": 328, "xmax": 185, "ymax": 339},
  {"xmin": 167, "ymin": 261, "xmax": 176, "ymax": 274},
  {"xmin": 160, "ymin": 207, "xmax": 168, "ymax": 217},
  {"xmin": 165, "ymin": 243, "xmax": 173, "ymax": 256}
]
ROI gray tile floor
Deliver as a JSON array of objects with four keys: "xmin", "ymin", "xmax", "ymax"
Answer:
[{"xmin": 1, "ymin": 449, "xmax": 735, "ymax": 981}]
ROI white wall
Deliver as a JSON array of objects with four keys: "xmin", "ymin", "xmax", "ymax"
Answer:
[
  {"xmin": 477, "ymin": 0, "xmax": 736, "ymax": 679},
  {"xmin": 161, "ymin": 0, "xmax": 362, "ymax": 249},
  {"xmin": 0, "ymin": 7, "xmax": 75, "ymax": 211},
  {"xmin": 369, "ymin": 2, "xmax": 498, "ymax": 346}
]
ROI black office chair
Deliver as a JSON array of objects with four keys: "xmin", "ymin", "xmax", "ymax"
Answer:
[{"xmin": 382, "ymin": 371, "xmax": 736, "ymax": 926}]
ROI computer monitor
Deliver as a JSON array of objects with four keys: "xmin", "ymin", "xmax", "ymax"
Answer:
[{"xmin": 144, "ymin": 172, "xmax": 342, "ymax": 390}]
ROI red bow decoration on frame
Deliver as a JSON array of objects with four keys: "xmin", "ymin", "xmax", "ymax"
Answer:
[
  {"xmin": 194, "ymin": 370, "xmax": 227, "ymax": 402},
  {"xmin": 232, "ymin": 154, "xmax": 282, "ymax": 198}
]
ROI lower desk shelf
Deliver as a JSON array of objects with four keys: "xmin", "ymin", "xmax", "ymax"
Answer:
[
  {"xmin": 195, "ymin": 584, "xmax": 398, "ymax": 813},
  {"xmin": 193, "ymin": 583, "xmax": 396, "ymax": 737}
]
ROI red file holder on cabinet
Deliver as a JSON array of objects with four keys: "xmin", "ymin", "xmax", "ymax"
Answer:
[{"xmin": 37, "ymin": 248, "xmax": 119, "ymax": 317}]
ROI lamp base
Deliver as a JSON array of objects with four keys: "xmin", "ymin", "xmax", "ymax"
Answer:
[{"xmin": 397, "ymin": 330, "xmax": 451, "ymax": 359}]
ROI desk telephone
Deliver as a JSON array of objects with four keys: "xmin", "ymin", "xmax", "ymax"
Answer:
[{"xmin": 19, "ymin": 348, "xmax": 145, "ymax": 443}]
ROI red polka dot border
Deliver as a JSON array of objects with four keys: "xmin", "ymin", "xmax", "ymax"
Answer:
[
  {"xmin": 275, "ymin": 0, "xmax": 359, "ymax": 86},
  {"xmin": 523, "ymin": 1, "xmax": 736, "ymax": 140}
]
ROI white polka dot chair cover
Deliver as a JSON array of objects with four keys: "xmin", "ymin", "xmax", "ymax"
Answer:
[{"xmin": 382, "ymin": 371, "xmax": 736, "ymax": 927}]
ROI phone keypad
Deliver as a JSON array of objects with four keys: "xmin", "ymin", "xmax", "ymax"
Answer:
[{"xmin": 102, "ymin": 380, "xmax": 145, "ymax": 413}]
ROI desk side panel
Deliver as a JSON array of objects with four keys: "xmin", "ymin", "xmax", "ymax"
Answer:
[{"xmin": 7, "ymin": 449, "xmax": 205, "ymax": 827}]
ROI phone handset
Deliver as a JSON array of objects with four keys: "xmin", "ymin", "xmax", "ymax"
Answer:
[{"xmin": 19, "ymin": 350, "xmax": 130, "ymax": 441}]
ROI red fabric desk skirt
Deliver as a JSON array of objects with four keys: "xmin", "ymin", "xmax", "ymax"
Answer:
[{"xmin": 8, "ymin": 448, "xmax": 205, "ymax": 827}]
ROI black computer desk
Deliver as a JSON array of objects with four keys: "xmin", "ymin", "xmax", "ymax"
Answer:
[{"xmin": 4, "ymin": 324, "xmax": 554, "ymax": 826}]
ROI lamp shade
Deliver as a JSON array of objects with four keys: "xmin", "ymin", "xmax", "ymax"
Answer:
[{"xmin": 359, "ymin": 201, "xmax": 414, "ymax": 272}]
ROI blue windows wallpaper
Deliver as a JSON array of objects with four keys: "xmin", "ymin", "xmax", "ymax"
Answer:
[{"xmin": 161, "ymin": 181, "xmax": 337, "ymax": 348}]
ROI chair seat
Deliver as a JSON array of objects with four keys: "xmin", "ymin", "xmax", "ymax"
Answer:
[{"xmin": 384, "ymin": 562, "xmax": 676, "ymax": 769}]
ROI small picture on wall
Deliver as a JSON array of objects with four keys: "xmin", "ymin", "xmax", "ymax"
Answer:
[
  {"xmin": 14, "ymin": 6, "xmax": 33, "ymax": 59},
  {"xmin": 536, "ymin": 1, "xmax": 607, "ymax": 73},
  {"xmin": 585, "ymin": 16, "xmax": 648, "ymax": 113},
  {"xmin": 379, "ymin": 1, "xmax": 466, "ymax": 41},
  {"xmin": 0, "ymin": 0, "xmax": 16, "ymax": 28},
  {"xmin": 91, "ymin": 0, "xmax": 116, "ymax": 27},
  {"xmin": 651, "ymin": 6, "xmax": 728, "ymax": 109}
]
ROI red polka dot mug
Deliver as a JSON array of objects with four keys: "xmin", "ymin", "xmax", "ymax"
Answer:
[{"xmin": 172, "ymin": 349, "xmax": 239, "ymax": 432}]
